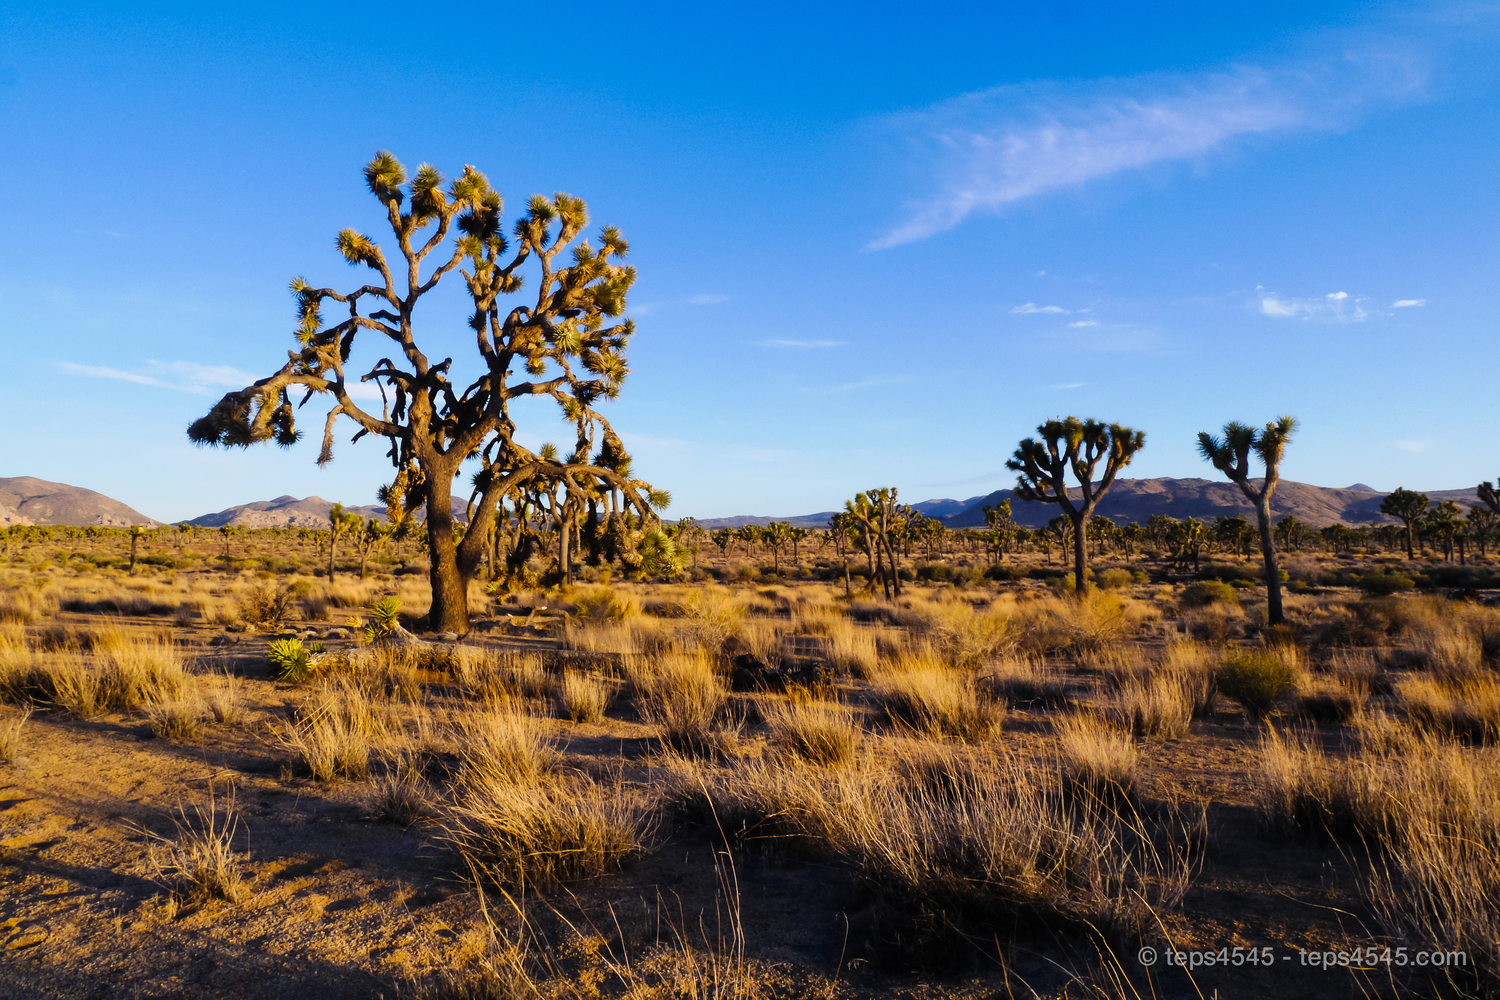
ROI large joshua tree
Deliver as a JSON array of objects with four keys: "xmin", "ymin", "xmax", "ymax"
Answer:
[
  {"xmin": 1196, "ymin": 416, "xmax": 1297, "ymax": 626},
  {"xmin": 1007, "ymin": 417, "xmax": 1145, "ymax": 596},
  {"xmin": 188, "ymin": 152, "xmax": 666, "ymax": 633},
  {"xmin": 1380, "ymin": 487, "xmax": 1430, "ymax": 560}
]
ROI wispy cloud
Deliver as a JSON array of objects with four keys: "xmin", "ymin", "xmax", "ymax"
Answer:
[
  {"xmin": 1258, "ymin": 290, "xmax": 1371, "ymax": 322},
  {"xmin": 1066, "ymin": 320, "xmax": 1098, "ymax": 328},
  {"xmin": 808, "ymin": 375, "xmax": 911, "ymax": 395},
  {"xmin": 871, "ymin": 39, "xmax": 1427, "ymax": 248},
  {"xmin": 1054, "ymin": 382, "xmax": 1085, "ymax": 389},
  {"xmin": 688, "ymin": 294, "xmax": 731, "ymax": 305},
  {"xmin": 58, "ymin": 360, "xmax": 257, "ymax": 394},
  {"xmin": 1011, "ymin": 302, "xmax": 1069, "ymax": 315},
  {"xmin": 1393, "ymin": 298, "xmax": 1426, "ymax": 307},
  {"xmin": 757, "ymin": 339, "xmax": 846, "ymax": 348},
  {"xmin": 1395, "ymin": 440, "xmax": 1429, "ymax": 452},
  {"xmin": 57, "ymin": 359, "xmax": 387, "ymax": 400}
]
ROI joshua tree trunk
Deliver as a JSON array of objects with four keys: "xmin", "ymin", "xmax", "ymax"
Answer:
[
  {"xmin": 425, "ymin": 482, "xmax": 469, "ymax": 634},
  {"xmin": 1254, "ymin": 492, "xmax": 1283, "ymax": 628},
  {"xmin": 1072, "ymin": 517, "xmax": 1088, "ymax": 595}
]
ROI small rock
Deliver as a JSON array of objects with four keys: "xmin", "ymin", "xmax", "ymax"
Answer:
[
  {"xmin": 323, "ymin": 628, "xmax": 350, "ymax": 640},
  {"xmin": 3, "ymin": 922, "xmax": 49, "ymax": 950},
  {"xmin": 225, "ymin": 622, "xmax": 248, "ymax": 633}
]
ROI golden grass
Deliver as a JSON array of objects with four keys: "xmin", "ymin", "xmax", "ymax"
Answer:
[
  {"xmin": 454, "ymin": 702, "xmax": 555, "ymax": 785},
  {"xmin": 763, "ymin": 695, "xmax": 860, "ymax": 766},
  {"xmin": 0, "ymin": 706, "xmax": 30, "ymax": 763},
  {"xmin": 1057, "ymin": 712, "xmax": 1138, "ymax": 802},
  {"xmin": 634, "ymin": 652, "xmax": 736, "ymax": 755},
  {"xmin": 142, "ymin": 784, "xmax": 247, "ymax": 906},
  {"xmin": 982, "ymin": 655, "xmax": 1070, "ymax": 709},
  {"xmin": 1400, "ymin": 675, "xmax": 1500, "ymax": 745},
  {"xmin": 559, "ymin": 671, "xmax": 612, "ymax": 724},
  {"xmin": 871, "ymin": 655, "xmax": 1003, "ymax": 742},
  {"xmin": 452, "ymin": 649, "xmax": 553, "ymax": 702},
  {"xmin": 279, "ymin": 682, "xmax": 394, "ymax": 781}
]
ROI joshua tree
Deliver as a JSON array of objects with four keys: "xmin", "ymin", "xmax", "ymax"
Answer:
[
  {"xmin": 1008, "ymin": 417, "xmax": 1145, "ymax": 596},
  {"xmin": 1197, "ymin": 417, "xmax": 1296, "ymax": 625},
  {"xmin": 1468, "ymin": 505, "xmax": 1496, "ymax": 558},
  {"xmin": 1379, "ymin": 487, "xmax": 1429, "ymax": 560},
  {"xmin": 1479, "ymin": 479, "xmax": 1500, "ymax": 517},
  {"xmin": 188, "ymin": 152, "xmax": 665, "ymax": 633},
  {"xmin": 982, "ymin": 500, "xmax": 1013, "ymax": 564},
  {"xmin": 327, "ymin": 503, "xmax": 360, "ymax": 581},
  {"xmin": 128, "ymin": 526, "xmax": 147, "ymax": 575}
]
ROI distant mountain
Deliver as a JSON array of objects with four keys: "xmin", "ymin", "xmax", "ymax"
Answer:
[
  {"xmin": 694, "ymin": 512, "xmax": 839, "ymax": 530},
  {"xmin": 942, "ymin": 478, "xmax": 1483, "ymax": 530},
  {"xmin": 911, "ymin": 495, "xmax": 987, "ymax": 519},
  {"xmin": 187, "ymin": 494, "xmax": 468, "ymax": 528},
  {"xmin": 0, "ymin": 477, "xmax": 159, "ymax": 527}
]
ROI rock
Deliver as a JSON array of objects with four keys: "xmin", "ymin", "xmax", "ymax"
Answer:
[
  {"xmin": 2, "ymin": 920, "xmax": 49, "ymax": 950},
  {"xmin": 323, "ymin": 627, "xmax": 350, "ymax": 640},
  {"xmin": 208, "ymin": 635, "xmax": 240, "ymax": 647},
  {"xmin": 225, "ymin": 622, "xmax": 248, "ymax": 633}
]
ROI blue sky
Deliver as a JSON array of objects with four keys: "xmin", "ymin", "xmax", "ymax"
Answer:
[{"xmin": 1, "ymin": 2, "xmax": 1497, "ymax": 522}]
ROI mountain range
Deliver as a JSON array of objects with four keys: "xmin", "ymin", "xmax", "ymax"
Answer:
[{"xmin": 1, "ymin": 476, "xmax": 1487, "ymax": 532}]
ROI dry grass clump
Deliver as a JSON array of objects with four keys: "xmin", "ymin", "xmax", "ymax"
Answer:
[
  {"xmin": 909, "ymin": 599, "xmax": 1014, "ymax": 669},
  {"xmin": 1057, "ymin": 713, "xmax": 1138, "ymax": 803},
  {"xmin": 204, "ymin": 670, "xmax": 242, "ymax": 726},
  {"xmin": 1260, "ymin": 721, "xmax": 1500, "ymax": 983},
  {"xmin": 1400, "ymin": 676, "xmax": 1500, "ymax": 745},
  {"xmin": 677, "ymin": 585, "xmax": 748, "ymax": 655},
  {"xmin": 571, "ymin": 588, "xmax": 639, "ymax": 623},
  {"xmin": 146, "ymin": 691, "xmax": 206, "ymax": 740},
  {"xmin": 143, "ymin": 785, "xmax": 247, "ymax": 906},
  {"xmin": 443, "ymin": 702, "xmax": 651, "ymax": 886},
  {"xmin": 454, "ymin": 702, "xmax": 555, "ymax": 785},
  {"xmin": 280, "ymin": 682, "xmax": 393, "ymax": 781},
  {"xmin": 982, "ymin": 656, "xmax": 1070, "ymax": 709},
  {"xmin": 820, "ymin": 618, "xmax": 879, "ymax": 678},
  {"xmin": 371, "ymin": 749, "xmax": 434, "ymax": 827},
  {"xmin": 763, "ymin": 695, "xmax": 860, "ymax": 766},
  {"xmin": 1105, "ymin": 674, "xmax": 1193, "ymax": 739},
  {"xmin": 1295, "ymin": 677, "xmax": 1367, "ymax": 724},
  {"xmin": 872, "ymin": 656, "xmax": 1004, "ymax": 742},
  {"xmin": 452, "ymin": 649, "xmax": 554, "ymax": 702},
  {"xmin": 634, "ymin": 653, "xmax": 737, "ymax": 756},
  {"xmin": 675, "ymin": 741, "xmax": 1197, "ymax": 943},
  {"xmin": 0, "ymin": 707, "xmax": 30, "ymax": 763},
  {"xmin": 238, "ymin": 584, "xmax": 294, "ymax": 629},
  {"xmin": 559, "ymin": 671, "xmax": 612, "ymax": 724}
]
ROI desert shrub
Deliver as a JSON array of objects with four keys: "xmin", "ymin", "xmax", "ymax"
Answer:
[
  {"xmin": 822, "ymin": 619, "xmax": 879, "ymax": 678},
  {"xmin": 764, "ymin": 696, "xmax": 860, "ymax": 766},
  {"xmin": 280, "ymin": 683, "xmax": 390, "ymax": 781},
  {"xmin": 1357, "ymin": 570, "xmax": 1416, "ymax": 596},
  {"xmin": 1181, "ymin": 580, "xmax": 1239, "ymax": 608},
  {"xmin": 873, "ymin": 658, "xmax": 1004, "ymax": 742},
  {"xmin": 453, "ymin": 649, "xmax": 554, "ymax": 702},
  {"xmin": 559, "ymin": 671, "xmax": 612, "ymax": 724},
  {"xmin": 1095, "ymin": 568, "xmax": 1134, "ymax": 590},
  {"xmin": 267, "ymin": 638, "xmax": 315, "ymax": 683},
  {"xmin": 238, "ymin": 584, "xmax": 295, "ymax": 629},
  {"xmin": 1217, "ymin": 650, "xmax": 1297, "ymax": 718}
]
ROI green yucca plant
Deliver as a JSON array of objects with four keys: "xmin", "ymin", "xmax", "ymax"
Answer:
[
  {"xmin": 268, "ymin": 639, "xmax": 314, "ymax": 683},
  {"xmin": 366, "ymin": 597, "xmax": 401, "ymax": 644}
]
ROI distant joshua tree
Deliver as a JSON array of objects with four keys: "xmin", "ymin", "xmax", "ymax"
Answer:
[
  {"xmin": 1007, "ymin": 417, "xmax": 1145, "ymax": 596},
  {"xmin": 1379, "ymin": 487, "xmax": 1430, "ymax": 560},
  {"xmin": 1196, "ymin": 416, "xmax": 1297, "ymax": 626},
  {"xmin": 1479, "ymin": 479, "xmax": 1500, "ymax": 517}
]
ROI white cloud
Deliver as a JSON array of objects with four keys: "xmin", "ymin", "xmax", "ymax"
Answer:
[
  {"xmin": 58, "ymin": 359, "xmax": 258, "ymax": 394},
  {"xmin": 757, "ymin": 339, "xmax": 845, "ymax": 348},
  {"xmin": 1393, "ymin": 298, "xmax": 1426, "ymax": 307},
  {"xmin": 1054, "ymin": 382, "xmax": 1085, "ymax": 389},
  {"xmin": 1258, "ymin": 291, "xmax": 1371, "ymax": 323},
  {"xmin": 870, "ymin": 40, "xmax": 1427, "ymax": 248},
  {"xmin": 1011, "ymin": 302, "xmax": 1069, "ymax": 315},
  {"xmin": 688, "ymin": 294, "xmax": 731, "ymax": 305},
  {"xmin": 1067, "ymin": 320, "xmax": 1098, "ymax": 328},
  {"xmin": 1395, "ymin": 440, "xmax": 1429, "ymax": 453},
  {"xmin": 809, "ymin": 375, "xmax": 911, "ymax": 395}
]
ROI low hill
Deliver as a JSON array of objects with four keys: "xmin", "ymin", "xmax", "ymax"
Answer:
[
  {"xmin": 0, "ymin": 477, "xmax": 159, "ymax": 527},
  {"xmin": 187, "ymin": 494, "xmax": 470, "ymax": 528},
  {"xmin": 943, "ymin": 478, "xmax": 1483, "ymax": 530},
  {"xmin": 695, "ymin": 512, "xmax": 839, "ymax": 530}
]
